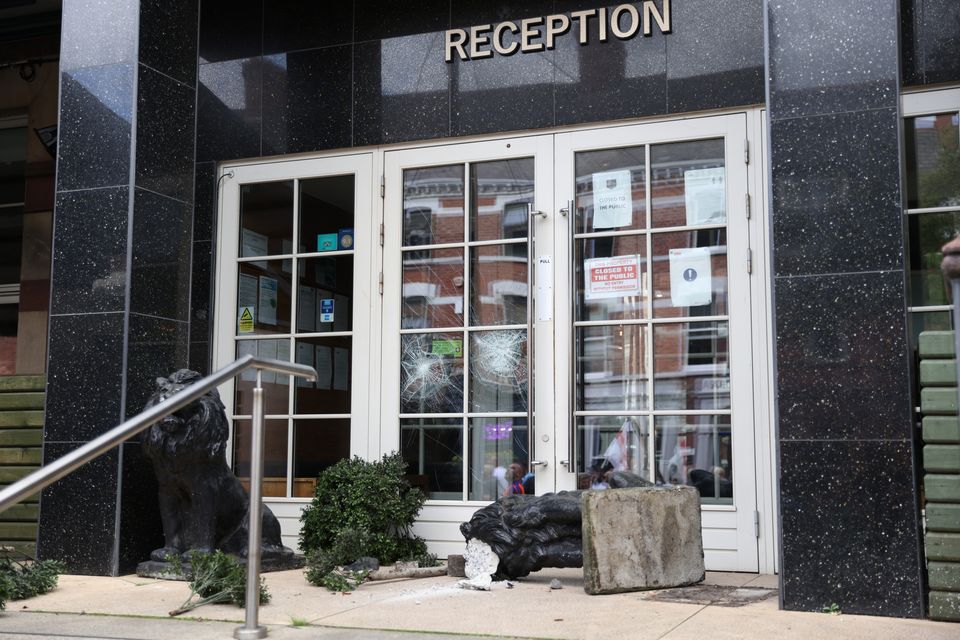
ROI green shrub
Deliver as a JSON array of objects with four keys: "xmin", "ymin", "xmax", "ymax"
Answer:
[
  {"xmin": 0, "ymin": 558, "xmax": 66, "ymax": 609},
  {"xmin": 299, "ymin": 453, "xmax": 426, "ymax": 564}
]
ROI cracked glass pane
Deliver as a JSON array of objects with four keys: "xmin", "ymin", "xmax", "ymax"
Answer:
[
  {"xmin": 402, "ymin": 248, "xmax": 464, "ymax": 328},
  {"xmin": 470, "ymin": 244, "xmax": 528, "ymax": 326},
  {"xmin": 469, "ymin": 329, "xmax": 528, "ymax": 413},
  {"xmin": 400, "ymin": 332, "xmax": 464, "ymax": 414},
  {"xmin": 402, "ymin": 165, "xmax": 464, "ymax": 247},
  {"xmin": 470, "ymin": 158, "xmax": 534, "ymax": 242}
]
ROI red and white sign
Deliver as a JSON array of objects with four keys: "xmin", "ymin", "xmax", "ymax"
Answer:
[{"xmin": 584, "ymin": 255, "xmax": 642, "ymax": 300}]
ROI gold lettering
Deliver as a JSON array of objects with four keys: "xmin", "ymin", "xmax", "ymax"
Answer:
[
  {"xmin": 445, "ymin": 28, "xmax": 468, "ymax": 62},
  {"xmin": 493, "ymin": 21, "xmax": 519, "ymax": 55},
  {"xmin": 520, "ymin": 17, "xmax": 545, "ymax": 52},
  {"xmin": 610, "ymin": 4, "xmax": 640, "ymax": 39},
  {"xmin": 545, "ymin": 14, "xmax": 571, "ymax": 49},
  {"xmin": 570, "ymin": 9, "xmax": 596, "ymax": 44},
  {"xmin": 644, "ymin": 0, "xmax": 672, "ymax": 35},
  {"xmin": 470, "ymin": 24, "xmax": 493, "ymax": 59}
]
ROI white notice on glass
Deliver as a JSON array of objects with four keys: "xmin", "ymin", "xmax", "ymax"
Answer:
[
  {"xmin": 669, "ymin": 247, "xmax": 712, "ymax": 308},
  {"xmin": 584, "ymin": 255, "xmax": 642, "ymax": 300},
  {"xmin": 333, "ymin": 347, "xmax": 349, "ymax": 391},
  {"xmin": 591, "ymin": 169, "xmax": 632, "ymax": 229},
  {"xmin": 315, "ymin": 345, "xmax": 333, "ymax": 390},
  {"xmin": 237, "ymin": 340, "xmax": 257, "ymax": 381},
  {"xmin": 298, "ymin": 286, "xmax": 316, "ymax": 332},
  {"xmin": 536, "ymin": 255, "xmax": 552, "ymax": 322},
  {"xmin": 258, "ymin": 276, "xmax": 278, "ymax": 325},
  {"xmin": 241, "ymin": 228, "xmax": 269, "ymax": 268},
  {"xmin": 238, "ymin": 273, "xmax": 258, "ymax": 308},
  {"xmin": 276, "ymin": 339, "xmax": 290, "ymax": 385},
  {"xmin": 684, "ymin": 167, "xmax": 726, "ymax": 226},
  {"xmin": 258, "ymin": 339, "xmax": 277, "ymax": 384},
  {"xmin": 295, "ymin": 342, "xmax": 314, "ymax": 388}
]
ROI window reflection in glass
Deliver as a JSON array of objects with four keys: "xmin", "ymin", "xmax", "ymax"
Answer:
[
  {"xmin": 402, "ymin": 165, "xmax": 464, "ymax": 246},
  {"xmin": 401, "ymin": 418, "xmax": 463, "ymax": 499},
  {"xmin": 574, "ymin": 146, "xmax": 646, "ymax": 233},
  {"xmin": 469, "ymin": 330, "xmax": 528, "ymax": 413},
  {"xmin": 402, "ymin": 248, "xmax": 464, "ymax": 329},
  {"xmin": 240, "ymin": 181, "xmax": 293, "ymax": 256},
  {"xmin": 577, "ymin": 325, "xmax": 648, "ymax": 412},
  {"xmin": 470, "ymin": 244, "xmax": 528, "ymax": 326},
  {"xmin": 907, "ymin": 212, "xmax": 960, "ymax": 307},
  {"xmin": 653, "ymin": 321, "xmax": 730, "ymax": 411},
  {"xmin": 651, "ymin": 228, "xmax": 727, "ymax": 319},
  {"xmin": 655, "ymin": 415, "xmax": 732, "ymax": 504},
  {"xmin": 651, "ymin": 139, "xmax": 725, "ymax": 229},
  {"xmin": 576, "ymin": 234, "xmax": 647, "ymax": 322},
  {"xmin": 400, "ymin": 332, "xmax": 464, "ymax": 414},
  {"xmin": 905, "ymin": 113, "xmax": 960, "ymax": 209},
  {"xmin": 470, "ymin": 158, "xmax": 534, "ymax": 242},
  {"xmin": 468, "ymin": 417, "xmax": 529, "ymax": 501},
  {"xmin": 232, "ymin": 419, "xmax": 288, "ymax": 497},
  {"xmin": 575, "ymin": 415, "xmax": 649, "ymax": 482}
]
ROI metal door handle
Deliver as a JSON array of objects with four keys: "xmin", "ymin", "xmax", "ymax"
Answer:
[{"xmin": 530, "ymin": 460, "xmax": 548, "ymax": 468}]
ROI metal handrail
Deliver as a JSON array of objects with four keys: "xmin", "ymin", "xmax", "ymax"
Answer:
[{"xmin": 0, "ymin": 354, "xmax": 317, "ymax": 640}]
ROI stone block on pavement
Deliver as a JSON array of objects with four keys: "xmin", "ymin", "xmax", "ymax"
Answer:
[{"xmin": 582, "ymin": 485, "xmax": 704, "ymax": 595}]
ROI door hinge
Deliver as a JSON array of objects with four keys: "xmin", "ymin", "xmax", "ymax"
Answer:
[
  {"xmin": 754, "ymin": 510, "xmax": 761, "ymax": 538},
  {"xmin": 380, "ymin": 175, "xmax": 385, "ymax": 198},
  {"xmin": 745, "ymin": 193, "xmax": 751, "ymax": 220},
  {"xmin": 379, "ymin": 223, "xmax": 384, "ymax": 247},
  {"xmin": 378, "ymin": 272, "xmax": 384, "ymax": 295},
  {"xmin": 746, "ymin": 248, "xmax": 753, "ymax": 274},
  {"xmin": 744, "ymin": 139, "xmax": 750, "ymax": 165}
]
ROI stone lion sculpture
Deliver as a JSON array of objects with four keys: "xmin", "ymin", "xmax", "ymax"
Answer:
[
  {"xmin": 141, "ymin": 369, "xmax": 293, "ymax": 564},
  {"xmin": 460, "ymin": 471, "xmax": 651, "ymax": 579}
]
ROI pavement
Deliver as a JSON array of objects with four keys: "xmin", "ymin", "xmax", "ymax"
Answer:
[{"xmin": 0, "ymin": 568, "xmax": 957, "ymax": 640}]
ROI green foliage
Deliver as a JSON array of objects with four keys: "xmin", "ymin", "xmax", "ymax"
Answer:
[
  {"xmin": 821, "ymin": 602, "xmax": 841, "ymax": 615},
  {"xmin": 299, "ymin": 453, "xmax": 427, "ymax": 565},
  {"xmin": 0, "ymin": 558, "xmax": 66, "ymax": 609},
  {"xmin": 304, "ymin": 528, "xmax": 372, "ymax": 590},
  {"xmin": 168, "ymin": 551, "xmax": 269, "ymax": 617}
]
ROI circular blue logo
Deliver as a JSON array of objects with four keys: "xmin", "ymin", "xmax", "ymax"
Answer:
[{"xmin": 683, "ymin": 268, "xmax": 698, "ymax": 282}]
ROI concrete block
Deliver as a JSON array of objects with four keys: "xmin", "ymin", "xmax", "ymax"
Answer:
[
  {"xmin": 921, "ymin": 387, "xmax": 958, "ymax": 415},
  {"xmin": 929, "ymin": 591, "xmax": 960, "ymax": 622},
  {"xmin": 926, "ymin": 532, "xmax": 960, "ymax": 562},
  {"xmin": 924, "ymin": 416, "xmax": 960, "ymax": 444},
  {"xmin": 446, "ymin": 554, "xmax": 465, "ymax": 577},
  {"xmin": 582, "ymin": 486, "xmax": 704, "ymax": 595},
  {"xmin": 921, "ymin": 359, "xmax": 958, "ymax": 386},
  {"xmin": 924, "ymin": 445, "xmax": 960, "ymax": 473},
  {"xmin": 927, "ymin": 503, "xmax": 960, "ymax": 532},
  {"xmin": 920, "ymin": 331, "xmax": 956, "ymax": 358},
  {"xmin": 927, "ymin": 475, "xmax": 960, "ymax": 503},
  {"xmin": 928, "ymin": 562, "xmax": 960, "ymax": 591}
]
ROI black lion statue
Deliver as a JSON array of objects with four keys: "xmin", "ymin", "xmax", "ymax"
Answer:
[
  {"xmin": 460, "ymin": 471, "xmax": 651, "ymax": 579},
  {"xmin": 141, "ymin": 369, "xmax": 293, "ymax": 563}
]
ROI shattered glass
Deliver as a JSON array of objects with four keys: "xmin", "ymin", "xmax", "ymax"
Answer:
[{"xmin": 400, "ymin": 333, "xmax": 464, "ymax": 414}]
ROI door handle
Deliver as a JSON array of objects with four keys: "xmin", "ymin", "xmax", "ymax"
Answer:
[{"xmin": 530, "ymin": 460, "xmax": 548, "ymax": 468}]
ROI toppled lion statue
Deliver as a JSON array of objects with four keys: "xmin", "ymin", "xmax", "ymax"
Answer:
[
  {"xmin": 140, "ymin": 369, "xmax": 295, "ymax": 566},
  {"xmin": 460, "ymin": 471, "xmax": 650, "ymax": 580}
]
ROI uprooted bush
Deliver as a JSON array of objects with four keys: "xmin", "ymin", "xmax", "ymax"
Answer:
[
  {"xmin": 168, "ymin": 551, "xmax": 270, "ymax": 617},
  {"xmin": 0, "ymin": 557, "xmax": 66, "ymax": 610},
  {"xmin": 300, "ymin": 453, "xmax": 429, "ymax": 590}
]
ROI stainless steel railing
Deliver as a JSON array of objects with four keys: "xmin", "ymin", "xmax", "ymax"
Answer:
[{"xmin": 0, "ymin": 354, "xmax": 317, "ymax": 640}]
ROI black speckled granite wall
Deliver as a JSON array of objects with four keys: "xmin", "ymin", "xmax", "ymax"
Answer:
[
  {"xmin": 39, "ymin": 0, "xmax": 197, "ymax": 575},
  {"xmin": 901, "ymin": 0, "xmax": 960, "ymax": 87},
  {"xmin": 766, "ymin": 0, "xmax": 924, "ymax": 617}
]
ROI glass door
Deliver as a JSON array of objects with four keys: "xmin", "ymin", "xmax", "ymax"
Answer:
[
  {"xmin": 553, "ymin": 115, "xmax": 758, "ymax": 571},
  {"xmin": 382, "ymin": 137, "xmax": 555, "ymax": 504}
]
